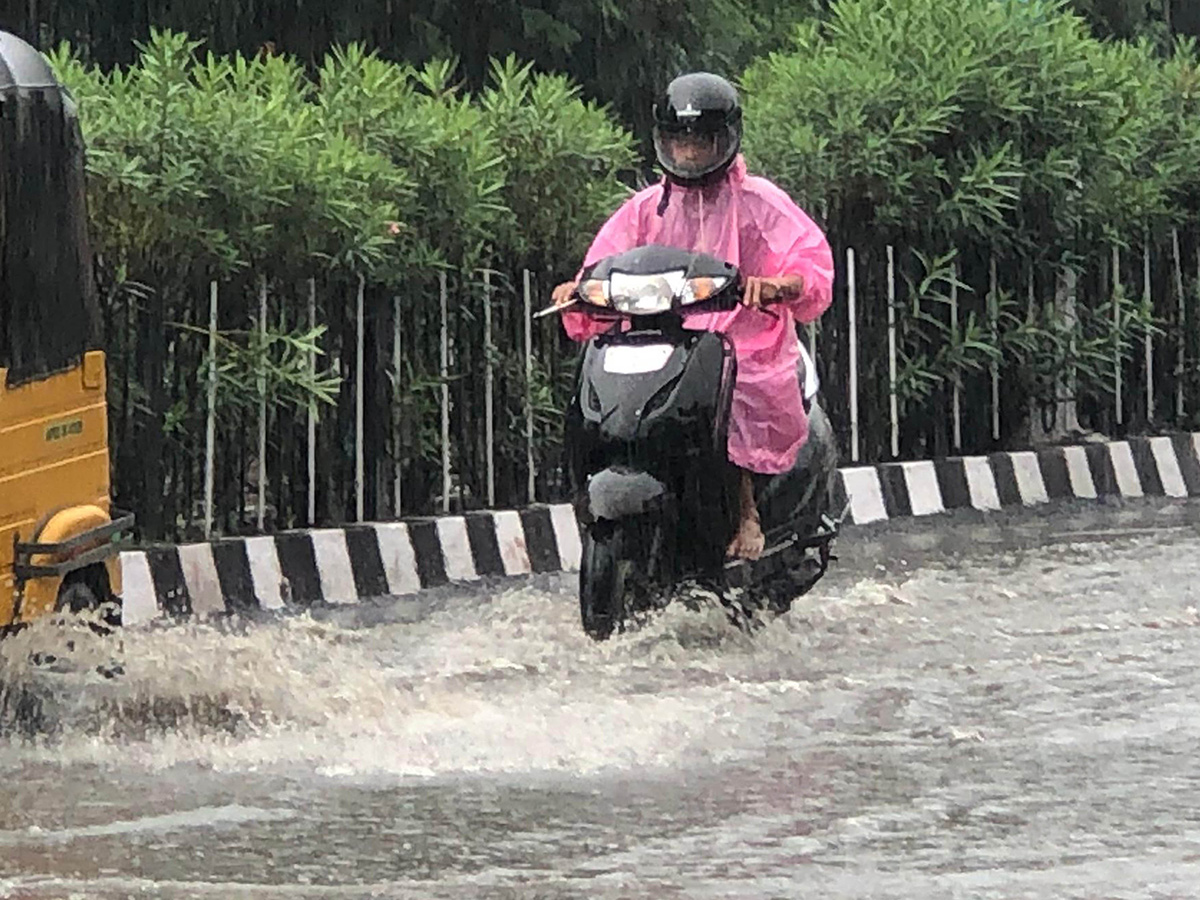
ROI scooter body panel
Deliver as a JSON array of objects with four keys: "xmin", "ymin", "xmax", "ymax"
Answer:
[{"xmin": 567, "ymin": 328, "xmax": 740, "ymax": 578}]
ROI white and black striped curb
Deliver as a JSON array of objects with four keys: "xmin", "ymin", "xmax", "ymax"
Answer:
[
  {"xmin": 118, "ymin": 505, "xmax": 583, "ymax": 626},
  {"xmin": 118, "ymin": 434, "xmax": 1200, "ymax": 623},
  {"xmin": 832, "ymin": 434, "xmax": 1200, "ymax": 524}
]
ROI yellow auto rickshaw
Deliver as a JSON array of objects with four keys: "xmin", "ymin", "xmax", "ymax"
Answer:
[{"xmin": 0, "ymin": 29, "xmax": 132, "ymax": 633}]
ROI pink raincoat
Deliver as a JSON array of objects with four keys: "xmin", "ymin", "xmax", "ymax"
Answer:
[{"xmin": 561, "ymin": 155, "xmax": 834, "ymax": 475}]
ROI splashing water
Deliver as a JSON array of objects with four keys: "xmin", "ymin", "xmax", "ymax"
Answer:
[
  {"xmin": 0, "ymin": 574, "xmax": 915, "ymax": 782},
  {"xmin": 5, "ymin": 515, "xmax": 1200, "ymax": 898}
]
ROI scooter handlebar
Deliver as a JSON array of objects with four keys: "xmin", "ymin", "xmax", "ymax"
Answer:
[{"xmin": 531, "ymin": 276, "xmax": 782, "ymax": 319}]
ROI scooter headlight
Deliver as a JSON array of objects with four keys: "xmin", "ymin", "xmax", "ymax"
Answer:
[
  {"xmin": 578, "ymin": 278, "xmax": 611, "ymax": 307},
  {"xmin": 681, "ymin": 276, "xmax": 731, "ymax": 305},
  {"xmin": 609, "ymin": 270, "xmax": 687, "ymax": 315}
]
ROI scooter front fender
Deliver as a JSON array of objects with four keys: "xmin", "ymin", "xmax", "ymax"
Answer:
[{"xmin": 583, "ymin": 468, "xmax": 669, "ymax": 523}]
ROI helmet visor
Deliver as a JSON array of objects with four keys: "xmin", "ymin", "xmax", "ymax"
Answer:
[{"xmin": 653, "ymin": 124, "xmax": 738, "ymax": 181}]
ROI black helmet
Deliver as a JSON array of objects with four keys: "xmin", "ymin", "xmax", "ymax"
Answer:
[{"xmin": 652, "ymin": 72, "xmax": 743, "ymax": 183}]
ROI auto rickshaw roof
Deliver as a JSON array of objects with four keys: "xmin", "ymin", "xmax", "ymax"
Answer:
[
  {"xmin": 0, "ymin": 29, "xmax": 98, "ymax": 386},
  {"xmin": 0, "ymin": 30, "xmax": 59, "ymax": 92}
]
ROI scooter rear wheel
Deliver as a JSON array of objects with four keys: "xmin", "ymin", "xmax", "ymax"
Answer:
[{"xmin": 579, "ymin": 527, "xmax": 630, "ymax": 641}]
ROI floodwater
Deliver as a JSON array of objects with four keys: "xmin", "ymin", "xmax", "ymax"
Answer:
[{"xmin": 2, "ymin": 501, "xmax": 1200, "ymax": 899}]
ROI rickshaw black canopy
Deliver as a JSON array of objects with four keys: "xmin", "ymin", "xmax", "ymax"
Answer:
[{"xmin": 0, "ymin": 30, "xmax": 99, "ymax": 386}]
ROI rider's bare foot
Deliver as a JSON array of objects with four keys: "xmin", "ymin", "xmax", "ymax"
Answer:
[
  {"xmin": 727, "ymin": 468, "xmax": 765, "ymax": 560},
  {"xmin": 726, "ymin": 510, "xmax": 765, "ymax": 560}
]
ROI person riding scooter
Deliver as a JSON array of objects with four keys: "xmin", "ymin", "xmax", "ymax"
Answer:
[{"xmin": 552, "ymin": 72, "xmax": 835, "ymax": 561}]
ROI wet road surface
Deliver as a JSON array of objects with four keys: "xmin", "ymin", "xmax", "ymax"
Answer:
[{"xmin": 2, "ymin": 500, "xmax": 1200, "ymax": 898}]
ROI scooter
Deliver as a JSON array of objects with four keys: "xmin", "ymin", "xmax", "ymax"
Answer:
[{"xmin": 540, "ymin": 244, "xmax": 843, "ymax": 640}]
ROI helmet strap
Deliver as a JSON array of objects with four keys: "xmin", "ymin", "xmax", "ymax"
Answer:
[{"xmin": 656, "ymin": 178, "xmax": 672, "ymax": 217}]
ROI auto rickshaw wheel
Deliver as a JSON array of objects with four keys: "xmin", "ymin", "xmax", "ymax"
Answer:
[{"xmin": 56, "ymin": 572, "xmax": 120, "ymax": 633}]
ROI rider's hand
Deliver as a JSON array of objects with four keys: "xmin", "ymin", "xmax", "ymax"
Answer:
[
  {"xmin": 742, "ymin": 275, "xmax": 804, "ymax": 309},
  {"xmin": 552, "ymin": 280, "xmax": 579, "ymax": 308}
]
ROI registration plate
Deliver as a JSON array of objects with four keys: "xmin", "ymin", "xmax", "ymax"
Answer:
[{"xmin": 602, "ymin": 344, "xmax": 674, "ymax": 375}]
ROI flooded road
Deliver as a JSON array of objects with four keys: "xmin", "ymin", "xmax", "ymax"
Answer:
[{"xmin": 3, "ymin": 501, "xmax": 1200, "ymax": 898}]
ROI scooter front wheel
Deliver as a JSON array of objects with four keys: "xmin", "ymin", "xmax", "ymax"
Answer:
[{"xmin": 579, "ymin": 526, "xmax": 631, "ymax": 641}]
